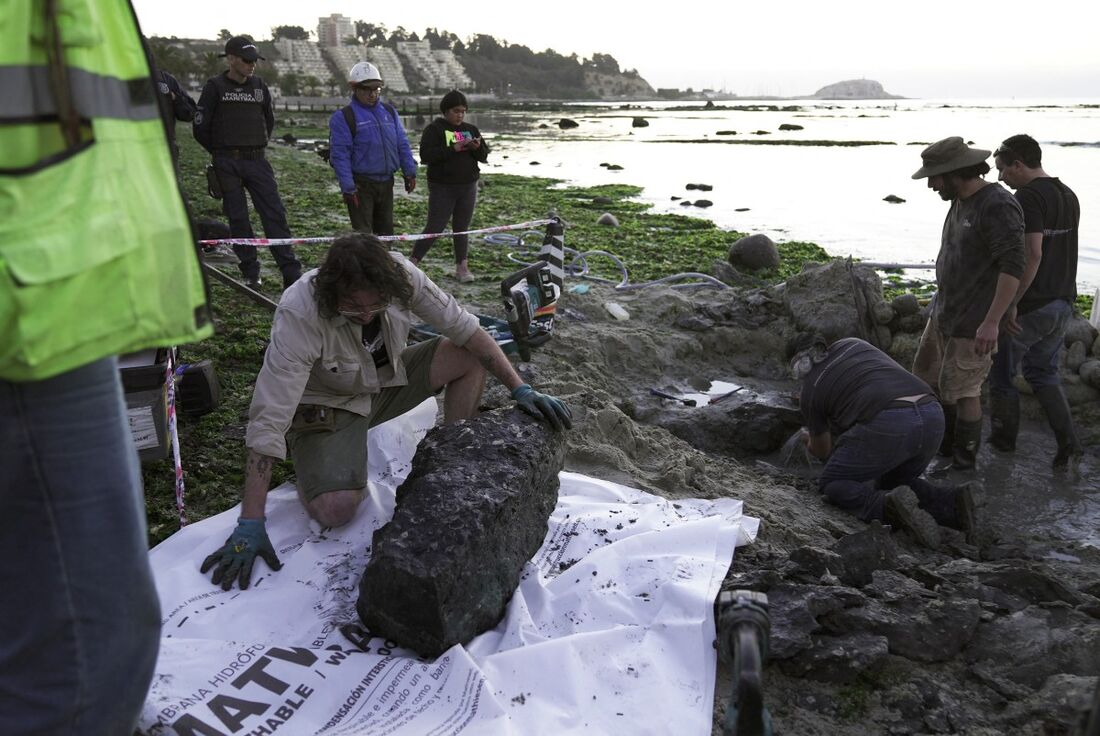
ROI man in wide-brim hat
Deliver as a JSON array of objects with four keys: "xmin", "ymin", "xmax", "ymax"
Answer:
[{"xmin": 910, "ymin": 136, "xmax": 1026, "ymax": 472}]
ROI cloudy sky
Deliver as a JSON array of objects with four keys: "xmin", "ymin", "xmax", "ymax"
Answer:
[{"xmin": 131, "ymin": 0, "xmax": 1100, "ymax": 98}]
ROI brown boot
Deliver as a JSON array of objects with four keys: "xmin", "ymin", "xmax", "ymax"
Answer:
[{"xmin": 884, "ymin": 487, "xmax": 942, "ymax": 549}]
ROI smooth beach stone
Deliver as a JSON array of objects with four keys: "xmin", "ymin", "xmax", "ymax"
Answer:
[
  {"xmin": 891, "ymin": 293, "xmax": 921, "ymax": 317},
  {"xmin": 632, "ymin": 117, "xmax": 649, "ymax": 127},
  {"xmin": 1063, "ymin": 314, "xmax": 1098, "ymax": 349},
  {"xmin": 558, "ymin": 118, "xmax": 579, "ymax": 129},
  {"xmin": 357, "ymin": 408, "xmax": 565, "ymax": 658},
  {"xmin": 596, "ymin": 212, "xmax": 620, "ymax": 227},
  {"xmin": 592, "ymin": 195, "xmax": 614, "ymax": 205},
  {"xmin": 883, "ymin": 194, "xmax": 906, "ymax": 203},
  {"xmin": 779, "ymin": 123, "xmax": 804, "ymax": 131},
  {"xmin": 693, "ymin": 199, "xmax": 713, "ymax": 208},
  {"xmin": 728, "ymin": 233, "xmax": 780, "ymax": 272},
  {"xmin": 1066, "ymin": 341, "xmax": 1088, "ymax": 372}
]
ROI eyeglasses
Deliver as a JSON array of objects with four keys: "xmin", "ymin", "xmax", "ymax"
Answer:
[
  {"xmin": 355, "ymin": 83, "xmax": 384, "ymax": 93},
  {"xmin": 338, "ymin": 301, "xmax": 389, "ymax": 319}
]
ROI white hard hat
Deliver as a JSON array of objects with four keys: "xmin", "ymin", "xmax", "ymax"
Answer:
[{"xmin": 349, "ymin": 62, "xmax": 382, "ymax": 84}]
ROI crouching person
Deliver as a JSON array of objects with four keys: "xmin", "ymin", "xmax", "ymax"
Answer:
[
  {"xmin": 790, "ymin": 334, "xmax": 975, "ymax": 546},
  {"xmin": 202, "ymin": 233, "xmax": 572, "ymax": 590}
]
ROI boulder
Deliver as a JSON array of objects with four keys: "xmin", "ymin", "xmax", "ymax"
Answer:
[
  {"xmin": 651, "ymin": 390, "xmax": 802, "ymax": 457},
  {"xmin": 606, "ymin": 164, "xmax": 624, "ymax": 170},
  {"xmin": 716, "ymin": 130, "xmax": 738, "ymax": 135},
  {"xmin": 693, "ymin": 199, "xmax": 713, "ymax": 208},
  {"xmin": 710, "ymin": 259, "xmax": 750, "ymax": 287},
  {"xmin": 357, "ymin": 408, "xmax": 566, "ymax": 657},
  {"xmin": 1067, "ymin": 341, "xmax": 1088, "ymax": 372},
  {"xmin": 967, "ymin": 605, "xmax": 1100, "ymax": 687},
  {"xmin": 872, "ymin": 301, "xmax": 895, "ymax": 325},
  {"xmin": 596, "ymin": 212, "xmax": 620, "ymax": 227},
  {"xmin": 822, "ymin": 596, "xmax": 982, "ymax": 663},
  {"xmin": 1093, "ymin": 333, "xmax": 1100, "ymax": 357},
  {"xmin": 1079, "ymin": 359, "xmax": 1100, "ymax": 389},
  {"xmin": 728, "ymin": 233, "xmax": 780, "ymax": 272},
  {"xmin": 631, "ymin": 117, "xmax": 649, "ymax": 127},
  {"xmin": 883, "ymin": 194, "xmax": 906, "ymax": 203},
  {"xmin": 592, "ymin": 196, "xmax": 614, "ymax": 205},
  {"xmin": 686, "ymin": 183, "xmax": 714, "ymax": 191},
  {"xmin": 558, "ymin": 118, "xmax": 579, "ymax": 129},
  {"xmin": 784, "ymin": 260, "xmax": 890, "ymax": 346},
  {"xmin": 1064, "ymin": 313, "xmax": 1098, "ymax": 348},
  {"xmin": 780, "ymin": 632, "xmax": 890, "ymax": 683},
  {"xmin": 753, "ymin": 130, "xmax": 771, "ymax": 135},
  {"xmin": 778, "ymin": 123, "xmax": 804, "ymax": 131},
  {"xmin": 891, "ymin": 293, "xmax": 921, "ymax": 317}
]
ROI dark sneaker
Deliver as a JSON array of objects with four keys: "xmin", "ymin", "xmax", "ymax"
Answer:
[
  {"xmin": 884, "ymin": 487, "xmax": 942, "ymax": 549},
  {"xmin": 952, "ymin": 481, "xmax": 978, "ymax": 545},
  {"xmin": 245, "ymin": 276, "xmax": 263, "ymax": 289}
]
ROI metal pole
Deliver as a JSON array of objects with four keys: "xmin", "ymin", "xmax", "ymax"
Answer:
[{"xmin": 201, "ymin": 262, "xmax": 279, "ymax": 312}]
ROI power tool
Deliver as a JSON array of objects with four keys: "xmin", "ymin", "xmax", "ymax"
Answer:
[
  {"xmin": 501, "ymin": 261, "xmax": 559, "ymax": 361},
  {"xmin": 716, "ymin": 590, "xmax": 773, "ymax": 736}
]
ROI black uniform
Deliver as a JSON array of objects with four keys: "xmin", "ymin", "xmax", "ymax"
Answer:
[
  {"xmin": 154, "ymin": 69, "xmax": 196, "ymax": 170},
  {"xmin": 194, "ymin": 71, "xmax": 300, "ymax": 287}
]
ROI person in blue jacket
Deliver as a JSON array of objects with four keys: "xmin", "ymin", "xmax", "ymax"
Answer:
[{"xmin": 329, "ymin": 62, "xmax": 418, "ymax": 235}]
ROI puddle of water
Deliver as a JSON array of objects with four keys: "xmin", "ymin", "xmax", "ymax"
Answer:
[{"xmin": 682, "ymin": 380, "xmax": 743, "ymax": 407}]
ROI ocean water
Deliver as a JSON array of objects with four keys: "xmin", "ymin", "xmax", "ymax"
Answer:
[{"xmin": 464, "ymin": 98, "xmax": 1100, "ymax": 290}]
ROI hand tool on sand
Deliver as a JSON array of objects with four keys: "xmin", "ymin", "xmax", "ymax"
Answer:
[{"xmin": 649, "ymin": 388, "xmax": 696, "ymax": 407}]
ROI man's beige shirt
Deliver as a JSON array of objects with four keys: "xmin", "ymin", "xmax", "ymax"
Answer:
[{"xmin": 245, "ymin": 254, "xmax": 479, "ymax": 459}]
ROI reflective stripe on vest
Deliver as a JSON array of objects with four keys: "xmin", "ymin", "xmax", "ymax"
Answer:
[{"xmin": 0, "ymin": 64, "xmax": 158, "ymax": 122}]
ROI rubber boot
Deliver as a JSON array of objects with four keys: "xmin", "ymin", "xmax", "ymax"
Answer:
[
  {"xmin": 988, "ymin": 392, "xmax": 1020, "ymax": 452},
  {"xmin": 952, "ymin": 418, "xmax": 983, "ymax": 470},
  {"xmin": 938, "ymin": 403, "xmax": 957, "ymax": 457},
  {"xmin": 1034, "ymin": 385, "xmax": 1083, "ymax": 470}
]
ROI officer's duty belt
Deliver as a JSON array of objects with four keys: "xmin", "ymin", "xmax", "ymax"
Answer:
[{"xmin": 215, "ymin": 148, "xmax": 266, "ymax": 160}]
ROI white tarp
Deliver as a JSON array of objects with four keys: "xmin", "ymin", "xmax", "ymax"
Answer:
[{"xmin": 140, "ymin": 400, "xmax": 758, "ymax": 735}]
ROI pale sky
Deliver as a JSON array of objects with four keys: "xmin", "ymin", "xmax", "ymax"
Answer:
[{"xmin": 131, "ymin": 0, "xmax": 1100, "ymax": 98}]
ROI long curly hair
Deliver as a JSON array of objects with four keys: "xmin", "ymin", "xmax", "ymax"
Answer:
[{"xmin": 313, "ymin": 232, "xmax": 414, "ymax": 318}]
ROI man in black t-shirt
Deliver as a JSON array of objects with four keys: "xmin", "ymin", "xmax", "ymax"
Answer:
[
  {"xmin": 910, "ymin": 137, "xmax": 1025, "ymax": 471},
  {"xmin": 791, "ymin": 335, "xmax": 975, "ymax": 546},
  {"xmin": 989, "ymin": 134, "xmax": 1083, "ymax": 468}
]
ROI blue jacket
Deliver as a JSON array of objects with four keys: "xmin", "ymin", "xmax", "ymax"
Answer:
[{"xmin": 329, "ymin": 97, "xmax": 417, "ymax": 192}]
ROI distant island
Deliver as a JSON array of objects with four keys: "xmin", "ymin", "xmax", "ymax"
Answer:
[{"xmin": 811, "ymin": 79, "xmax": 903, "ymax": 100}]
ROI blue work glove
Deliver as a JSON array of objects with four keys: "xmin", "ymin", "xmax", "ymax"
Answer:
[
  {"xmin": 511, "ymin": 383, "xmax": 572, "ymax": 431},
  {"xmin": 200, "ymin": 518, "xmax": 282, "ymax": 591}
]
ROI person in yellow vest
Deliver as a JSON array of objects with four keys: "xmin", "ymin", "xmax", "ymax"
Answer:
[{"xmin": 0, "ymin": 3, "xmax": 211, "ymax": 733}]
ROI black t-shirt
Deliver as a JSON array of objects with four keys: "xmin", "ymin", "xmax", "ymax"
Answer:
[
  {"xmin": 361, "ymin": 321, "xmax": 389, "ymax": 368},
  {"xmin": 1015, "ymin": 177, "xmax": 1079, "ymax": 315},
  {"xmin": 801, "ymin": 338, "xmax": 933, "ymax": 436},
  {"xmin": 933, "ymin": 183, "xmax": 1025, "ymax": 338}
]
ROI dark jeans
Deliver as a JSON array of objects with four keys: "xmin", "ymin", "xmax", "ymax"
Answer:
[
  {"xmin": 818, "ymin": 401, "xmax": 945, "ymax": 521},
  {"xmin": 348, "ymin": 176, "xmax": 395, "ymax": 236},
  {"xmin": 213, "ymin": 154, "xmax": 302, "ymax": 285},
  {"xmin": 0, "ymin": 358, "xmax": 161, "ymax": 734},
  {"xmin": 412, "ymin": 180, "xmax": 479, "ymax": 263},
  {"xmin": 989, "ymin": 298, "xmax": 1072, "ymax": 396}
]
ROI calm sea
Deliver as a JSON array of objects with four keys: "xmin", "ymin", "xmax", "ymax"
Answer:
[{"xmin": 466, "ymin": 98, "xmax": 1100, "ymax": 290}]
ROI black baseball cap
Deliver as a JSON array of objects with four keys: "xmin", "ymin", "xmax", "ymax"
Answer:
[{"xmin": 221, "ymin": 36, "xmax": 265, "ymax": 62}]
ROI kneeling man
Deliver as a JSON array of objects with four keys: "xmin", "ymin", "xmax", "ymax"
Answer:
[
  {"xmin": 203, "ymin": 233, "xmax": 571, "ymax": 590},
  {"xmin": 791, "ymin": 334, "xmax": 975, "ymax": 545}
]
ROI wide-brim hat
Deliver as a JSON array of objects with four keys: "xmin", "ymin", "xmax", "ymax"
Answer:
[
  {"xmin": 911, "ymin": 136, "xmax": 990, "ymax": 179},
  {"xmin": 220, "ymin": 36, "xmax": 265, "ymax": 62}
]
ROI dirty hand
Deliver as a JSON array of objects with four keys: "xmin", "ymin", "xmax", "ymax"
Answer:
[
  {"xmin": 974, "ymin": 319, "xmax": 1000, "ymax": 355},
  {"xmin": 404, "ymin": 176, "xmax": 416, "ymax": 193},
  {"xmin": 511, "ymin": 383, "xmax": 572, "ymax": 431},
  {"xmin": 342, "ymin": 191, "xmax": 359, "ymax": 208},
  {"xmin": 200, "ymin": 518, "xmax": 282, "ymax": 591}
]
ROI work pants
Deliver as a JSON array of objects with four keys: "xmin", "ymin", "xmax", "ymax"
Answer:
[
  {"xmin": 214, "ymin": 154, "xmax": 302, "ymax": 286},
  {"xmin": 348, "ymin": 176, "xmax": 396, "ymax": 236},
  {"xmin": 818, "ymin": 401, "xmax": 945, "ymax": 522},
  {"xmin": 0, "ymin": 357, "xmax": 160, "ymax": 735},
  {"xmin": 989, "ymin": 298, "xmax": 1072, "ymax": 396}
]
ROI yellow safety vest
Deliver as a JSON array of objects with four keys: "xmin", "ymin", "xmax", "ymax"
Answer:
[{"xmin": 0, "ymin": 0, "xmax": 212, "ymax": 381}]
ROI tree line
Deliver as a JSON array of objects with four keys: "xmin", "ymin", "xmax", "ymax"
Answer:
[{"xmin": 149, "ymin": 23, "xmax": 643, "ymax": 99}]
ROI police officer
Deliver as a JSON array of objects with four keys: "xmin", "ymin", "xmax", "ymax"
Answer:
[{"xmin": 194, "ymin": 35, "xmax": 301, "ymax": 289}]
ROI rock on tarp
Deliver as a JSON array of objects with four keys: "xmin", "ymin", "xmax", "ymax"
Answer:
[{"xmin": 358, "ymin": 408, "xmax": 565, "ymax": 657}]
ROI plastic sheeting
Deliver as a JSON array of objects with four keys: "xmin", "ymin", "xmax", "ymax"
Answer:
[{"xmin": 139, "ymin": 400, "xmax": 758, "ymax": 735}]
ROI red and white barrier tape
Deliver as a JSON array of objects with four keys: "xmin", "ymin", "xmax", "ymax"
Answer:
[
  {"xmin": 197, "ymin": 219, "xmax": 555, "ymax": 248},
  {"xmin": 166, "ymin": 351, "xmax": 187, "ymax": 527}
]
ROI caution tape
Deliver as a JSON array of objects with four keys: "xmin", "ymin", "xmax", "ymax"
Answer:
[{"xmin": 197, "ymin": 218, "xmax": 556, "ymax": 248}]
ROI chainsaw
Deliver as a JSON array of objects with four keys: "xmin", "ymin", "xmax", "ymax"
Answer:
[{"xmin": 501, "ymin": 261, "xmax": 559, "ymax": 361}]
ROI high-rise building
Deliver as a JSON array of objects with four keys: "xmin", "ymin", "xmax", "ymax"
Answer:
[{"xmin": 317, "ymin": 14, "xmax": 354, "ymax": 48}]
